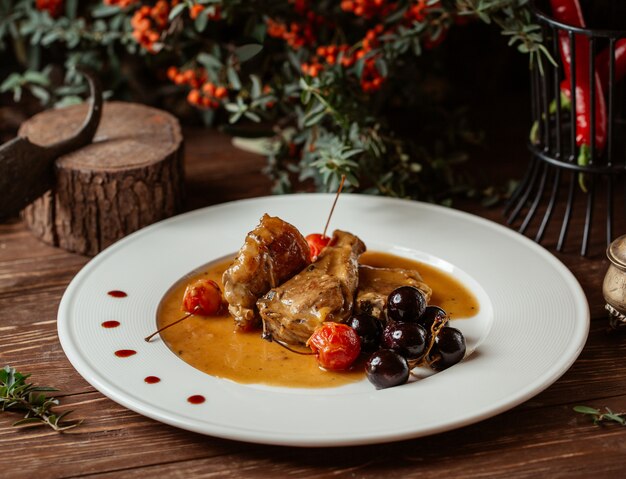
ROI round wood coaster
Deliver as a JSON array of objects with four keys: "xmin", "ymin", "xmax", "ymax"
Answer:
[{"xmin": 20, "ymin": 101, "xmax": 184, "ymax": 256}]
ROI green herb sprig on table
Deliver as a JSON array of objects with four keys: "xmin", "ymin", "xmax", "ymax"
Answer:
[
  {"xmin": 0, "ymin": 365, "xmax": 82, "ymax": 431},
  {"xmin": 574, "ymin": 406, "xmax": 626, "ymax": 426}
]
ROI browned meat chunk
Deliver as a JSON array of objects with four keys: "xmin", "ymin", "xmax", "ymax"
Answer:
[
  {"xmin": 257, "ymin": 230, "xmax": 366, "ymax": 345},
  {"xmin": 222, "ymin": 214, "xmax": 311, "ymax": 330},
  {"xmin": 356, "ymin": 266, "xmax": 432, "ymax": 320}
]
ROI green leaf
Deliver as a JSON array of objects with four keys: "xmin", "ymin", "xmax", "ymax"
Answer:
[
  {"xmin": 573, "ymin": 406, "xmax": 600, "ymax": 415},
  {"xmin": 197, "ymin": 52, "xmax": 222, "ymax": 69},
  {"xmin": 29, "ymin": 85, "xmax": 50, "ymax": 104},
  {"xmin": 169, "ymin": 3, "xmax": 186, "ymax": 21},
  {"xmin": 195, "ymin": 12, "xmax": 209, "ymax": 32},
  {"xmin": 604, "ymin": 413, "xmax": 625, "ymax": 425},
  {"xmin": 54, "ymin": 95, "xmax": 84, "ymax": 108},
  {"xmin": 41, "ymin": 30, "xmax": 59, "ymax": 46},
  {"xmin": 303, "ymin": 109, "xmax": 326, "ymax": 127},
  {"xmin": 224, "ymin": 102, "xmax": 240, "ymax": 113},
  {"xmin": 300, "ymin": 89, "xmax": 311, "ymax": 105},
  {"xmin": 23, "ymin": 70, "xmax": 49, "ymax": 86},
  {"xmin": 0, "ymin": 73, "xmax": 22, "ymax": 92},
  {"xmin": 12, "ymin": 417, "xmax": 44, "ymax": 427},
  {"xmin": 91, "ymin": 3, "xmax": 120, "ymax": 18},
  {"xmin": 250, "ymin": 74, "xmax": 262, "ymax": 100},
  {"xmin": 375, "ymin": 57, "xmax": 388, "ymax": 78},
  {"xmin": 65, "ymin": 0, "xmax": 78, "ymax": 19},
  {"xmin": 234, "ymin": 44, "xmax": 263, "ymax": 63},
  {"xmin": 227, "ymin": 67, "xmax": 241, "ymax": 90},
  {"xmin": 243, "ymin": 111, "xmax": 261, "ymax": 122},
  {"xmin": 250, "ymin": 23, "xmax": 267, "ymax": 43},
  {"xmin": 13, "ymin": 85, "xmax": 22, "ymax": 102}
]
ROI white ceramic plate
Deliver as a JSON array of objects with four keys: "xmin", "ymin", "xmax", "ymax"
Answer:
[{"xmin": 58, "ymin": 194, "xmax": 589, "ymax": 447}]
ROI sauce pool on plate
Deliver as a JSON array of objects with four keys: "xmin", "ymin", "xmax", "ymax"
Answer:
[{"xmin": 156, "ymin": 251, "xmax": 479, "ymax": 388}]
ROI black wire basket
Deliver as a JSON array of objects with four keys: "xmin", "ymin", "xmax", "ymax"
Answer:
[{"xmin": 506, "ymin": 0, "xmax": 626, "ymax": 255}]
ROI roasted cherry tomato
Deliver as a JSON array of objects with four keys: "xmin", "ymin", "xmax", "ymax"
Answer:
[
  {"xmin": 306, "ymin": 322, "xmax": 361, "ymax": 370},
  {"xmin": 182, "ymin": 279, "xmax": 222, "ymax": 316},
  {"xmin": 305, "ymin": 233, "xmax": 331, "ymax": 261}
]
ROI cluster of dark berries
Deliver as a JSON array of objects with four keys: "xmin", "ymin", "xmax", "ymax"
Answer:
[{"xmin": 347, "ymin": 286, "xmax": 466, "ymax": 389}]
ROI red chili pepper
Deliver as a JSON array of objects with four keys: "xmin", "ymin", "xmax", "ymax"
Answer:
[
  {"xmin": 550, "ymin": 0, "xmax": 607, "ymax": 156},
  {"xmin": 561, "ymin": 39, "xmax": 626, "ymax": 100},
  {"xmin": 596, "ymin": 39, "xmax": 626, "ymax": 90}
]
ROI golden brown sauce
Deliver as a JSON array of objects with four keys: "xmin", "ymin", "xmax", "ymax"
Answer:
[
  {"xmin": 157, "ymin": 251, "xmax": 479, "ymax": 388},
  {"xmin": 360, "ymin": 252, "xmax": 479, "ymax": 320}
]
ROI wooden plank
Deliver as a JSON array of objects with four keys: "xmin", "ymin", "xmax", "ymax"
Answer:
[
  {"xmin": 2, "ymin": 389, "xmax": 626, "ymax": 479},
  {"xmin": 1, "ymin": 128, "xmax": 624, "ymax": 479}
]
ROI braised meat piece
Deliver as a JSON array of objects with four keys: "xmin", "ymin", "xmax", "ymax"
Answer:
[
  {"xmin": 222, "ymin": 214, "xmax": 311, "ymax": 330},
  {"xmin": 356, "ymin": 266, "xmax": 432, "ymax": 320},
  {"xmin": 257, "ymin": 230, "xmax": 366, "ymax": 345}
]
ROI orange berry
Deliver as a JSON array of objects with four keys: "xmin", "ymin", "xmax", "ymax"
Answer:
[
  {"xmin": 341, "ymin": 0, "xmax": 354, "ymax": 11},
  {"xmin": 202, "ymin": 82, "xmax": 215, "ymax": 96},
  {"xmin": 309, "ymin": 65, "xmax": 320, "ymax": 77},
  {"xmin": 214, "ymin": 86, "xmax": 228, "ymax": 99},
  {"xmin": 190, "ymin": 4, "xmax": 204, "ymax": 20},
  {"xmin": 187, "ymin": 89, "xmax": 201, "ymax": 105}
]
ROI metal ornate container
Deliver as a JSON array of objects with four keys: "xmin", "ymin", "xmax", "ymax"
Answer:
[{"xmin": 604, "ymin": 234, "xmax": 626, "ymax": 328}]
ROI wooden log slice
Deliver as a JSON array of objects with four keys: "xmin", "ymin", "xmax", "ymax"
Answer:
[{"xmin": 20, "ymin": 101, "xmax": 184, "ymax": 256}]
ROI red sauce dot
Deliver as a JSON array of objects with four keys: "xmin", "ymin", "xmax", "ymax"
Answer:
[
  {"xmin": 144, "ymin": 376, "xmax": 161, "ymax": 384},
  {"xmin": 187, "ymin": 395, "xmax": 205, "ymax": 404},
  {"xmin": 108, "ymin": 290, "xmax": 128, "ymax": 298},
  {"xmin": 114, "ymin": 349, "xmax": 136, "ymax": 357},
  {"xmin": 102, "ymin": 320, "xmax": 120, "ymax": 328}
]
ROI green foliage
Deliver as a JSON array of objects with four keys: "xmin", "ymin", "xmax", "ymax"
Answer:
[
  {"xmin": 0, "ymin": 0, "xmax": 542, "ymax": 199},
  {"xmin": 574, "ymin": 405, "xmax": 626, "ymax": 426},
  {"xmin": 0, "ymin": 365, "xmax": 82, "ymax": 431}
]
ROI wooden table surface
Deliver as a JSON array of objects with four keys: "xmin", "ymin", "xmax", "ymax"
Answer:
[{"xmin": 2, "ymin": 128, "xmax": 626, "ymax": 478}]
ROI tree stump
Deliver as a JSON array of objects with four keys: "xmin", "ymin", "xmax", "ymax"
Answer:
[{"xmin": 20, "ymin": 102, "xmax": 184, "ymax": 256}]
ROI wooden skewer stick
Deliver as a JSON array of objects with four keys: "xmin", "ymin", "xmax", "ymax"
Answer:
[
  {"xmin": 144, "ymin": 310, "xmax": 195, "ymax": 342},
  {"xmin": 322, "ymin": 175, "xmax": 346, "ymax": 238}
]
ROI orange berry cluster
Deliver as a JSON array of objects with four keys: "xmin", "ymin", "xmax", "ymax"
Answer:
[
  {"xmin": 266, "ymin": 11, "xmax": 323, "ymax": 50},
  {"xmin": 299, "ymin": 24, "xmax": 385, "ymax": 92},
  {"xmin": 301, "ymin": 44, "xmax": 354, "ymax": 77},
  {"xmin": 189, "ymin": 3, "xmax": 221, "ymax": 21},
  {"xmin": 360, "ymin": 59, "xmax": 383, "ymax": 92},
  {"xmin": 404, "ymin": 0, "xmax": 429, "ymax": 22},
  {"xmin": 36, "ymin": 0, "xmax": 63, "ymax": 18},
  {"xmin": 104, "ymin": 0, "xmax": 138, "ymax": 8},
  {"xmin": 167, "ymin": 67, "xmax": 228, "ymax": 109},
  {"xmin": 167, "ymin": 66, "xmax": 206, "ymax": 88},
  {"xmin": 359, "ymin": 24, "xmax": 385, "ymax": 92},
  {"xmin": 131, "ymin": 0, "xmax": 175, "ymax": 53},
  {"xmin": 340, "ymin": 0, "xmax": 394, "ymax": 19}
]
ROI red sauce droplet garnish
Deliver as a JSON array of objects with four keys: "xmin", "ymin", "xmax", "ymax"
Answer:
[
  {"xmin": 187, "ymin": 395, "xmax": 205, "ymax": 404},
  {"xmin": 114, "ymin": 349, "xmax": 136, "ymax": 357},
  {"xmin": 108, "ymin": 290, "xmax": 127, "ymax": 298},
  {"xmin": 102, "ymin": 320, "xmax": 120, "ymax": 328},
  {"xmin": 144, "ymin": 376, "xmax": 161, "ymax": 384}
]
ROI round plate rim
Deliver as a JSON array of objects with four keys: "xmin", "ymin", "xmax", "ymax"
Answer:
[{"xmin": 57, "ymin": 193, "xmax": 590, "ymax": 447}]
